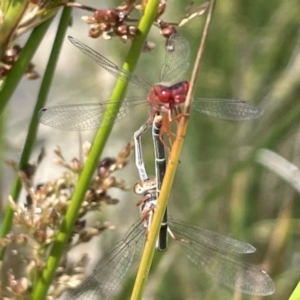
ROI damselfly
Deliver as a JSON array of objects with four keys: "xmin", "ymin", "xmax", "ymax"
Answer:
[
  {"xmin": 39, "ymin": 34, "xmax": 262, "ymax": 133},
  {"xmin": 64, "ymin": 116, "xmax": 274, "ymax": 299}
]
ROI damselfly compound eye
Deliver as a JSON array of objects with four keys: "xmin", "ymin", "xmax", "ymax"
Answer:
[{"xmin": 133, "ymin": 182, "xmax": 144, "ymax": 194}]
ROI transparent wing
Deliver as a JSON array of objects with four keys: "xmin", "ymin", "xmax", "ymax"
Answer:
[
  {"xmin": 191, "ymin": 98, "xmax": 263, "ymax": 120},
  {"xmin": 68, "ymin": 36, "xmax": 151, "ymax": 91},
  {"xmin": 159, "ymin": 33, "xmax": 190, "ymax": 85},
  {"xmin": 169, "ymin": 217, "xmax": 274, "ymax": 296},
  {"xmin": 65, "ymin": 221, "xmax": 145, "ymax": 300},
  {"xmin": 39, "ymin": 99, "xmax": 145, "ymax": 131},
  {"xmin": 168, "ymin": 217, "xmax": 255, "ymax": 254}
]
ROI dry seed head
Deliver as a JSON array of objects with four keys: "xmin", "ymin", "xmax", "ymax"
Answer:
[
  {"xmin": 49, "ymin": 208, "xmax": 60, "ymax": 226},
  {"xmin": 25, "ymin": 259, "xmax": 36, "ymax": 277},
  {"xmin": 78, "ymin": 227, "xmax": 101, "ymax": 243},
  {"xmin": 81, "ymin": 15, "xmax": 95, "ymax": 24},
  {"xmin": 100, "ymin": 22, "xmax": 112, "ymax": 32},
  {"xmin": 7, "ymin": 269, "xmax": 30, "ymax": 295},
  {"xmin": 89, "ymin": 24, "xmax": 103, "ymax": 38},
  {"xmin": 10, "ymin": 276, "xmax": 30, "ymax": 294},
  {"xmin": 58, "ymin": 274, "xmax": 72, "ymax": 283},
  {"xmin": 157, "ymin": 0, "xmax": 166, "ymax": 17},
  {"xmin": 0, "ymin": 66, "xmax": 10, "ymax": 77},
  {"xmin": 8, "ymin": 195, "xmax": 18, "ymax": 211},
  {"xmin": 84, "ymin": 188, "xmax": 98, "ymax": 204},
  {"xmin": 5, "ymin": 159, "xmax": 17, "ymax": 170},
  {"xmin": 116, "ymin": 24, "xmax": 127, "ymax": 36},
  {"xmin": 26, "ymin": 69, "xmax": 40, "ymax": 79},
  {"xmin": 118, "ymin": 0, "xmax": 136, "ymax": 10},
  {"xmin": 53, "ymin": 145, "xmax": 64, "ymax": 159},
  {"xmin": 33, "ymin": 229, "xmax": 46, "ymax": 243},
  {"xmin": 2, "ymin": 142, "xmax": 131, "ymax": 297},
  {"xmin": 73, "ymin": 219, "xmax": 86, "ymax": 233},
  {"xmin": 14, "ymin": 1, "xmax": 62, "ymax": 38},
  {"xmin": 1, "ymin": 42, "xmax": 40, "ymax": 80},
  {"xmin": 21, "ymin": 164, "xmax": 36, "ymax": 179},
  {"xmin": 15, "ymin": 234, "xmax": 28, "ymax": 245},
  {"xmin": 134, "ymin": 4, "xmax": 143, "ymax": 11},
  {"xmin": 97, "ymin": 157, "xmax": 116, "ymax": 178},
  {"xmin": 93, "ymin": 9, "xmax": 120, "ymax": 24},
  {"xmin": 64, "ymin": 275, "xmax": 85, "ymax": 289},
  {"xmin": 78, "ymin": 3, "xmax": 136, "ymax": 41},
  {"xmin": 128, "ymin": 25, "xmax": 138, "ymax": 36},
  {"xmin": 0, "ymin": 237, "xmax": 9, "ymax": 247},
  {"xmin": 119, "ymin": 142, "xmax": 132, "ymax": 158},
  {"xmin": 102, "ymin": 176, "xmax": 116, "ymax": 188},
  {"xmin": 54, "ymin": 158, "xmax": 67, "ymax": 167},
  {"xmin": 103, "ymin": 196, "xmax": 119, "ymax": 205},
  {"xmin": 82, "ymin": 141, "xmax": 91, "ymax": 157},
  {"xmin": 70, "ymin": 158, "xmax": 81, "ymax": 172},
  {"xmin": 69, "ymin": 266, "xmax": 86, "ymax": 274}
]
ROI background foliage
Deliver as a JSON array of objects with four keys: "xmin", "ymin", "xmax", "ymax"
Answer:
[{"xmin": 1, "ymin": 0, "xmax": 300, "ymax": 299}]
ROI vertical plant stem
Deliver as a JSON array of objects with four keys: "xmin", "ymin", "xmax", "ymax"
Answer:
[
  {"xmin": 288, "ymin": 281, "xmax": 300, "ymax": 300},
  {"xmin": 31, "ymin": 1, "xmax": 160, "ymax": 299},
  {"xmin": 130, "ymin": 2, "xmax": 216, "ymax": 300},
  {"xmin": 229, "ymin": 171, "xmax": 248, "ymax": 238},
  {"xmin": 0, "ymin": 5, "xmax": 71, "ymax": 256},
  {"xmin": 0, "ymin": 14, "xmax": 55, "ymax": 239},
  {"xmin": 0, "ymin": 14, "xmax": 54, "ymax": 116},
  {"xmin": 0, "ymin": 113, "xmax": 4, "ymax": 216}
]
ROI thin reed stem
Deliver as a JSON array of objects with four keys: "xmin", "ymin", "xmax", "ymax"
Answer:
[
  {"xmin": 0, "ymin": 15, "xmax": 55, "ymax": 247},
  {"xmin": 0, "ymin": 17, "xmax": 54, "ymax": 116},
  {"xmin": 31, "ymin": 1, "xmax": 159, "ymax": 299},
  {"xmin": 130, "ymin": 2, "xmax": 216, "ymax": 300},
  {"xmin": 289, "ymin": 280, "xmax": 300, "ymax": 300}
]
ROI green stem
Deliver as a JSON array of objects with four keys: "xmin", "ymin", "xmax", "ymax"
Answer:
[
  {"xmin": 289, "ymin": 280, "xmax": 300, "ymax": 300},
  {"xmin": 0, "ymin": 5, "xmax": 70, "ymax": 258},
  {"xmin": 31, "ymin": 1, "xmax": 159, "ymax": 299},
  {"xmin": 0, "ymin": 14, "xmax": 54, "ymax": 117},
  {"xmin": 130, "ymin": 1, "xmax": 216, "ymax": 299}
]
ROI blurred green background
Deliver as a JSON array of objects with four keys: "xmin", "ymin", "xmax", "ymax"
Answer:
[{"xmin": 2, "ymin": 0, "xmax": 300, "ymax": 299}]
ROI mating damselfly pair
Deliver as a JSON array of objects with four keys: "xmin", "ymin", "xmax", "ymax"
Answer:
[
  {"xmin": 38, "ymin": 32, "xmax": 274, "ymax": 298},
  {"xmin": 62, "ymin": 116, "xmax": 274, "ymax": 299}
]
